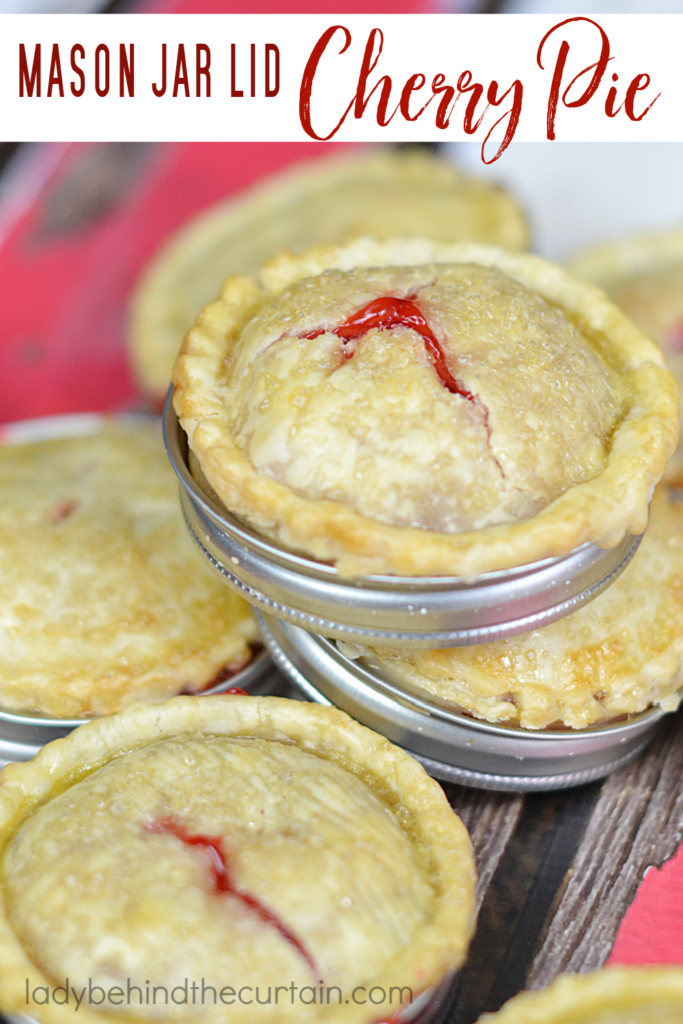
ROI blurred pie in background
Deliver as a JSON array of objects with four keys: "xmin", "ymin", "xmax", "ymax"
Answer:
[{"xmin": 569, "ymin": 228, "xmax": 683, "ymax": 484}]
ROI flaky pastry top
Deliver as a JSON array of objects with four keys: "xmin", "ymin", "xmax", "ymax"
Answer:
[
  {"xmin": 0, "ymin": 422, "xmax": 257, "ymax": 717},
  {"xmin": 0, "ymin": 696, "xmax": 476, "ymax": 1024},
  {"xmin": 354, "ymin": 488, "xmax": 683, "ymax": 730},
  {"xmin": 174, "ymin": 239, "xmax": 678, "ymax": 578}
]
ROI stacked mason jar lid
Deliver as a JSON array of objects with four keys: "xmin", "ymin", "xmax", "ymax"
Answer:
[{"xmin": 164, "ymin": 393, "xmax": 677, "ymax": 793}]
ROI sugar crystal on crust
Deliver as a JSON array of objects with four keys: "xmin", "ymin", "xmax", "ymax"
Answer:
[{"xmin": 225, "ymin": 264, "xmax": 623, "ymax": 534}]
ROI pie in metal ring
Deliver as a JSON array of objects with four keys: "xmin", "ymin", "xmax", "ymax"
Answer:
[
  {"xmin": 173, "ymin": 238, "xmax": 678, "ymax": 579},
  {"xmin": 350, "ymin": 488, "xmax": 683, "ymax": 730}
]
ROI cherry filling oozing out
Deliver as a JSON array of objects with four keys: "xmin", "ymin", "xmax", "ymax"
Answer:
[
  {"xmin": 144, "ymin": 817, "xmax": 319, "ymax": 979},
  {"xmin": 300, "ymin": 296, "xmax": 478, "ymax": 405}
]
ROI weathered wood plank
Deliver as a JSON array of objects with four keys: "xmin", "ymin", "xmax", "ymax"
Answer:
[
  {"xmin": 528, "ymin": 709, "xmax": 683, "ymax": 987},
  {"xmin": 449, "ymin": 784, "xmax": 600, "ymax": 1023}
]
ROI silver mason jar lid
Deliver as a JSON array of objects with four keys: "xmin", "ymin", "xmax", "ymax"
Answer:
[
  {"xmin": 0, "ymin": 650, "xmax": 277, "ymax": 769},
  {"xmin": 164, "ymin": 391, "xmax": 642, "ymax": 649},
  {"xmin": 258, "ymin": 613, "xmax": 668, "ymax": 793}
]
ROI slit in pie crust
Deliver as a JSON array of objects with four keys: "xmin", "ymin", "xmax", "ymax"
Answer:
[
  {"xmin": 0, "ymin": 421, "xmax": 258, "ymax": 717},
  {"xmin": 0, "ymin": 695, "xmax": 476, "ymax": 1024},
  {"xmin": 173, "ymin": 238, "xmax": 678, "ymax": 578}
]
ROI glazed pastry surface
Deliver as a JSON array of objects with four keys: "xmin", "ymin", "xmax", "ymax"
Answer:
[
  {"xmin": 0, "ymin": 422, "xmax": 257, "ymax": 716},
  {"xmin": 359, "ymin": 489, "xmax": 683, "ymax": 730}
]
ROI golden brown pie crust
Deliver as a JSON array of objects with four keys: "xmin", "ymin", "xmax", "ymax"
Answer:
[
  {"xmin": 130, "ymin": 148, "xmax": 529, "ymax": 400},
  {"xmin": 0, "ymin": 421, "xmax": 258, "ymax": 716},
  {"xmin": 174, "ymin": 238, "xmax": 679, "ymax": 579},
  {"xmin": 476, "ymin": 966, "xmax": 683, "ymax": 1023},
  {"xmin": 0, "ymin": 695, "xmax": 476, "ymax": 1024},
  {"xmin": 355, "ymin": 487, "xmax": 683, "ymax": 730}
]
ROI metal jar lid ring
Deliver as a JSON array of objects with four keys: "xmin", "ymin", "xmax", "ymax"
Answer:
[
  {"xmin": 258, "ymin": 613, "xmax": 666, "ymax": 794},
  {"xmin": 164, "ymin": 390, "xmax": 642, "ymax": 649}
]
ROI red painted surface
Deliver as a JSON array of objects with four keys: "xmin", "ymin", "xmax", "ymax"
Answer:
[
  {"xmin": 609, "ymin": 842, "xmax": 683, "ymax": 966},
  {"xmin": 0, "ymin": 141, "xmax": 349, "ymax": 424},
  {"xmin": 0, "ymin": 0, "xmax": 431, "ymax": 426}
]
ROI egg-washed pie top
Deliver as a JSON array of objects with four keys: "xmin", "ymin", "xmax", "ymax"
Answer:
[
  {"xmin": 0, "ymin": 421, "xmax": 257, "ymax": 717},
  {"xmin": 476, "ymin": 966, "xmax": 683, "ymax": 1023},
  {"xmin": 173, "ymin": 238, "xmax": 678, "ymax": 579},
  {"xmin": 131, "ymin": 148, "xmax": 529, "ymax": 401},
  {"xmin": 0, "ymin": 695, "xmax": 476, "ymax": 1024},
  {"xmin": 569, "ymin": 228, "xmax": 683, "ymax": 486},
  {"xmin": 352, "ymin": 488, "xmax": 683, "ymax": 730}
]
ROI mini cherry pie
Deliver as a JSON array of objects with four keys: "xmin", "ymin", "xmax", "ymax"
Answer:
[
  {"xmin": 0, "ymin": 696, "xmax": 476, "ymax": 1024},
  {"xmin": 173, "ymin": 239, "xmax": 678, "ymax": 578}
]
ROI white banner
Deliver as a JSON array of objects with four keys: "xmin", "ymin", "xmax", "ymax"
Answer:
[{"xmin": 0, "ymin": 14, "xmax": 679, "ymax": 160}]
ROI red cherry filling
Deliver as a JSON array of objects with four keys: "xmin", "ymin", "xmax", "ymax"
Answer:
[
  {"xmin": 49, "ymin": 499, "xmax": 79, "ymax": 523},
  {"xmin": 300, "ymin": 296, "xmax": 476, "ymax": 404},
  {"xmin": 223, "ymin": 686, "xmax": 249, "ymax": 695},
  {"xmin": 145, "ymin": 817, "xmax": 318, "ymax": 978}
]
